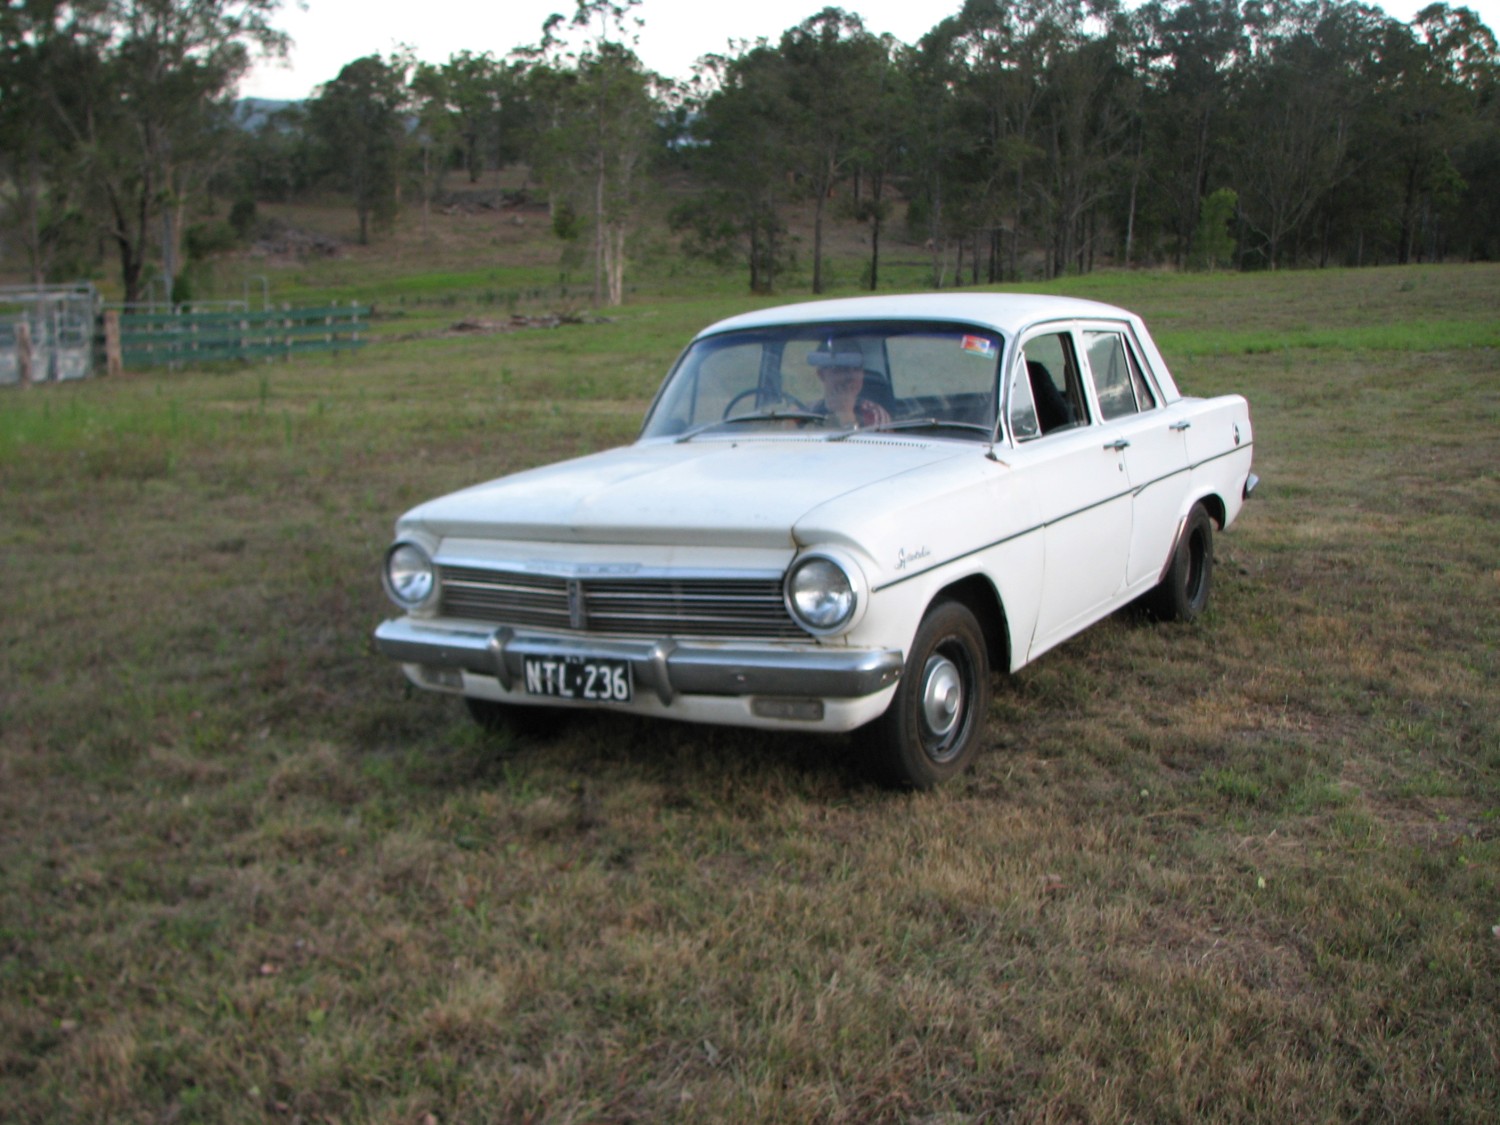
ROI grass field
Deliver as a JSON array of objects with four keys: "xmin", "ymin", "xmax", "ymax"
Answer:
[{"xmin": 2, "ymin": 251, "xmax": 1498, "ymax": 1122}]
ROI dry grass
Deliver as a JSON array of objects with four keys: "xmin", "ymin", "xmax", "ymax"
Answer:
[{"xmin": 1, "ymin": 252, "xmax": 1497, "ymax": 1123}]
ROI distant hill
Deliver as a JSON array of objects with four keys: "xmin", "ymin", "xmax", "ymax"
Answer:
[{"xmin": 233, "ymin": 98, "xmax": 302, "ymax": 130}]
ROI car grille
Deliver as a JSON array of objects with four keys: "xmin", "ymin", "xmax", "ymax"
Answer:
[{"xmin": 439, "ymin": 565, "xmax": 805, "ymax": 639}]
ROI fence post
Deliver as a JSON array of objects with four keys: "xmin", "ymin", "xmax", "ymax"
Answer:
[
  {"xmin": 17, "ymin": 321, "xmax": 33, "ymax": 386},
  {"xmin": 104, "ymin": 310, "xmax": 123, "ymax": 377}
]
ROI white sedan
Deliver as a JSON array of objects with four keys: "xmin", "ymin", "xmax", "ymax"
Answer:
[{"xmin": 375, "ymin": 293, "xmax": 1257, "ymax": 787}]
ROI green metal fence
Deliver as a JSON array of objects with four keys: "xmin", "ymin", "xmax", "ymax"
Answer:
[{"xmin": 118, "ymin": 304, "xmax": 369, "ymax": 369}]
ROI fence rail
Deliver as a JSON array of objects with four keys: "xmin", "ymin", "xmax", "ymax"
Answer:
[{"xmin": 116, "ymin": 304, "xmax": 369, "ymax": 369}]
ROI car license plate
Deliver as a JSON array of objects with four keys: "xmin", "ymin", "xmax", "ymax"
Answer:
[{"xmin": 522, "ymin": 655, "xmax": 633, "ymax": 703}]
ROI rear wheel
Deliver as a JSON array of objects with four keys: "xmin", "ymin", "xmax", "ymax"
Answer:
[
  {"xmin": 1149, "ymin": 503, "xmax": 1214, "ymax": 621},
  {"xmin": 864, "ymin": 599, "xmax": 990, "ymax": 789}
]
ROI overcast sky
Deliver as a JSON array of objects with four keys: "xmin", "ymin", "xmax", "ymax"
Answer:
[{"xmin": 240, "ymin": 0, "xmax": 1494, "ymax": 102}]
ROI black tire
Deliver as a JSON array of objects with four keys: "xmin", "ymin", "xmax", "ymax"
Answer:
[
  {"xmin": 1149, "ymin": 503, "xmax": 1214, "ymax": 622},
  {"xmin": 465, "ymin": 697, "xmax": 568, "ymax": 740},
  {"xmin": 863, "ymin": 599, "xmax": 990, "ymax": 789}
]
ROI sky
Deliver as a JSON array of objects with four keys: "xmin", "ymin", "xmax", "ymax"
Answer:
[{"xmin": 240, "ymin": 0, "xmax": 1499, "ymax": 103}]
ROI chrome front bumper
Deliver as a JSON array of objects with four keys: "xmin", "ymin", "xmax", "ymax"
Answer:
[{"xmin": 373, "ymin": 618, "xmax": 904, "ymax": 705}]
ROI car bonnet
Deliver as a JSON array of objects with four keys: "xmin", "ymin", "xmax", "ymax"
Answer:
[{"xmin": 398, "ymin": 438, "xmax": 970, "ymax": 549}]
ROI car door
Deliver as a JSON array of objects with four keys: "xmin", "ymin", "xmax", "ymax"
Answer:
[
  {"xmin": 1006, "ymin": 326, "xmax": 1134, "ymax": 660},
  {"xmin": 1077, "ymin": 325, "xmax": 1193, "ymax": 591}
]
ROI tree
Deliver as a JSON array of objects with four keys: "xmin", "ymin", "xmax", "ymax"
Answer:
[
  {"xmin": 1137, "ymin": 0, "xmax": 1248, "ymax": 266},
  {"xmin": 307, "ymin": 55, "xmax": 409, "ymax": 245},
  {"xmin": 410, "ymin": 52, "xmax": 526, "ymax": 194},
  {"xmin": 1192, "ymin": 185, "xmax": 1237, "ymax": 267},
  {"xmin": 1374, "ymin": 4, "xmax": 1499, "ymax": 262},
  {"xmin": 845, "ymin": 47, "xmax": 904, "ymax": 290},
  {"xmin": 675, "ymin": 45, "xmax": 798, "ymax": 293},
  {"xmin": 522, "ymin": 0, "xmax": 663, "ymax": 306},
  {"xmin": 901, "ymin": 17, "xmax": 982, "ymax": 287},
  {"xmin": 777, "ymin": 8, "xmax": 888, "ymax": 293},
  {"xmin": 1034, "ymin": 8, "xmax": 1136, "ymax": 277},
  {"xmin": 21, "ymin": 0, "xmax": 286, "ymax": 303},
  {"xmin": 0, "ymin": 3, "xmax": 89, "ymax": 283}
]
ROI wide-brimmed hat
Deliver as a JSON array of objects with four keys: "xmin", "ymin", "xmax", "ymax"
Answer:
[{"xmin": 807, "ymin": 337, "xmax": 865, "ymax": 368}]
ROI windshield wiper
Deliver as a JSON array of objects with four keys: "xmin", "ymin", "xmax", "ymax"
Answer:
[
  {"xmin": 826, "ymin": 417, "xmax": 995, "ymax": 442},
  {"xmin": 674, "ymin": 409, "xmax": 828, "ymax": 443}
]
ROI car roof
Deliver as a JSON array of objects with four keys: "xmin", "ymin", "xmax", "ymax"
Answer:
[{"xmin": 695, "ymin": 292, "xmax": 1139, "ymax": 339}]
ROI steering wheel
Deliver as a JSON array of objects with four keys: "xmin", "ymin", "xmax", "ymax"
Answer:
[{"xmin": 722, "ymin": 388, "xmax": 809, "ymax": 420}]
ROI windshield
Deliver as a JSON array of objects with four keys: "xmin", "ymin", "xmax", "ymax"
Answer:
[{"xmin": 641, "ymin": 320, "xmax": 1003, "ymax": 442}]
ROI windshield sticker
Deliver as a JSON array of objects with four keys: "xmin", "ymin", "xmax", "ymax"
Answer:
[{"xmin": 960, "ymin": 335, "xmax": 998, "ymax": 359}]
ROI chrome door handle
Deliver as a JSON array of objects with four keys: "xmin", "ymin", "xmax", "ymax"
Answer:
[
  {"xmin": 1170, "ymin": 420, "xmax": 1192, "ymax": 431},
  {"xmin": 1104, "ymin": 439, "xmax": 1130, "ymax": 451}
]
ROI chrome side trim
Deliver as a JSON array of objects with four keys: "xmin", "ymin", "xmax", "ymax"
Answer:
[{"xmin": 374, "ymin": 618, "xmax": 903, "ymax": 700}]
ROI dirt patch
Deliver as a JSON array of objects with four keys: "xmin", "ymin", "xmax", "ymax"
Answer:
[
  {"xmin": 249, "ymin": 219, "xmax": 344, "ymax": 261},
  {"xmin": 447, "ymin": 313, "xmax": 610, "ymax": 334}
]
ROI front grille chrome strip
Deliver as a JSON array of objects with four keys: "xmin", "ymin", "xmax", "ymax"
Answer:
[{"xmin": 437, "ymin": 565, "xmax": 804, "ymax": 639}]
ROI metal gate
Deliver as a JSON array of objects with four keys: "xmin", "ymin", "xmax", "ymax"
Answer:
[{"xmin": 0, "ymin": 284, "xmax": 99, "ymax": 385}]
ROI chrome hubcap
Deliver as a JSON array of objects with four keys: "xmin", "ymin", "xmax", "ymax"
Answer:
[{"xmin": 921, "ymin": 654, "xmax": 963, "ymax": 738}]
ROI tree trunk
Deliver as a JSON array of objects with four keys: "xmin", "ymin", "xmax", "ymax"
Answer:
[
  {"xmin": 749, "ymin": 223, "xmax": 762, "ymax": 293},
  {"xmin": 812, "ymin": 185, "xmax": 827, "ymax": 294},
  {"xmin": 594, "ymin": 160, "xmax": 607, "ymax": 304},
  {"xmin": 606, "ymin": 222, "xmax": 626, "ymax": 306}
]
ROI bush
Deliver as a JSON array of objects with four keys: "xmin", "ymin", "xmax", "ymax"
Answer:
[
  {"xmin": 185, "ymin": 220, "xmax": 239, "ymax": 261},
  {"xmin": 229, "ymin": 198, "xmax": 258, "ymax": 238}
]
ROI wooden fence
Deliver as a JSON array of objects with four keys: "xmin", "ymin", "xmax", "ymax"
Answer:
[{"xmin": 113, "ymin": 304, "xmax": 369, "ymax": 370}]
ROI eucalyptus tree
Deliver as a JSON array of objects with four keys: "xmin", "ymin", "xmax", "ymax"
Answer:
[
  {"xmin": 777, "ymin": 8, "xmax": 888, "ymax": 293},
  {"xmin": 673, "ymin": 43, "xmax": 799, "ymax": 293},
  {"xmin": 411, "ymin": 51, "xmax": 526, "ymax": 190},
  {"xmin": 906, "ymin": 1, "xmax": 1017, "ymax": 286},
  {"xmin": 913, "ymin": 0, "xmax": 1091, "ymax": 284},
  {"xmin": 896, "ymin": 27, "xmax": 968, "ymax": 287},
  {"xmin": 408, "ymin": 61, "xmax": 461, "ymax": 233},
  {"xmin": 1226, "ymin": 1, "xmax": 1377, "ymax": 268},
  {"xmin": 19, "ymin": 0, "xmax": 286, "ymax": 303},
  {"xmin": 307, "ymin": 54, "xmax": 410, "ymax": 245},
  {"xmin": 1136, "ymin": 0, "xmax": 1248, "ymax": 266},
  {"xmin": 521, "ymin": 0, "xmax": 663, "ymax": 306},
  {"xmin": 0, "ymin": 2, "xmax": 87, "ymax": 283},
  {"xmin": 844, "ymin": 41, "xmax": 905, "ymax": 290},
  {"xmin": 1032, "ymin": 1, "xmax": 1137, "ymax": 276},
  {"xmin": 1372, "ymin": 3, "xmax": 1499, "ymax": 262}
]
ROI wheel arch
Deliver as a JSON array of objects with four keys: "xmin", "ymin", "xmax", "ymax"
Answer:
[
  {"xmin": 931, "ymin": 573, "xmax": 1010, "ymax": 675},
  {"xmin": 1194, "ymin": 490, "xmax": 1227, "ymax": 529}
]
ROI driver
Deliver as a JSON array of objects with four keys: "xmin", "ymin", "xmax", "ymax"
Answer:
[{"xmin": 808, "ymin": 341, "xmax": 892, "ymax": 429}]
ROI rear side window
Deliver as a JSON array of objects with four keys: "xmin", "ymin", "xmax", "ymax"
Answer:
[{"xmin": 1084, "ymin": 331, "xmax": 1156, "ymax": 421}]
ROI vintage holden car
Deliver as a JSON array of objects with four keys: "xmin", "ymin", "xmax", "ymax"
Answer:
[{"xmin": 375, "ymin": 293, "xmax": 1257, "ymax": 787}]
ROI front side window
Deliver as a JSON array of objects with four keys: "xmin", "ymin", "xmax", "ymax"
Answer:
[
  {"xmin": 1011, "ymin": 331, "xmax": 1088, "ymax": 438},
  {"xmin": 641, "ymin": 321, "xmax": 1002, "ymax": 442}
]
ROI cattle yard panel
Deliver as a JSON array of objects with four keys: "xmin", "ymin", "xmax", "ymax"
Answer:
[
  {"xmin": 117, "ymin": 304, "xmax": 369, "ymax": 369},
  {"xmin": 0, "ymin": 285, "xmax": 98, "ymax": 385},
  {"xmin": 1, "ymin": 292, "xmax": 369, "ymax": 385}
]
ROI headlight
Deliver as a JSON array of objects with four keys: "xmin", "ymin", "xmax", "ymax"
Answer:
[
  {"xmin": 383, "ymin": 542, "xmax": 436, "ymax": 609},
  {"xmin": 786, "ymin": 555, "xmax": 857, "ymax": 634}
]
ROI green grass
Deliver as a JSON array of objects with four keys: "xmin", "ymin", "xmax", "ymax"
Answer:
[{"xmin": 2, "ymin": 257, "xmax": 1498, "ymax": 1122}]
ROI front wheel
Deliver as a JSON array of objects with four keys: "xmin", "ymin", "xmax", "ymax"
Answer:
[
  {"xmin": 863, "ymin": 599, "xmax": 990, "ymax": 789},
  {"xmin": 1148, "ymin": 503, "xmax": 1214, "ymax": 621}
]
